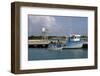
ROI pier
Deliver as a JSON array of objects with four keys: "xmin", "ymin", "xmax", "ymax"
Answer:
[{"xmin": 28, "ymin": 40, "xmax": 50, "ymax": 48}]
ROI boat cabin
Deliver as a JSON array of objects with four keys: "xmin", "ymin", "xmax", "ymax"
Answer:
[{"xmin": 69, "ymin": 34, "xmax": 81, "ymax": 42}]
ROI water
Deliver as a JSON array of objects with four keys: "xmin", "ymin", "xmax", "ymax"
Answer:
[{"xmin": 28, "ymin": 48, "xmax": 88, "ymax": 61}]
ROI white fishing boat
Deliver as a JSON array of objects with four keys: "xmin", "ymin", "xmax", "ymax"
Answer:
[
  {"xmin": 64, "ymin": 34, "xmax": 83, "ymax": 49},
  {"xmin": 48, "ymin": 39, "xmax": 63, "ymax": 51},
  {"xmin": 48, "ymin": 47, "xmax": 63, "ymax": 51}
]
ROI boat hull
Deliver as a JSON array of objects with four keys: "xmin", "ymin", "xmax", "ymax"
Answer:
[
  {"xmin": 48, "ymin": 47, "xmax": 63, "ymax": 51},
  {"xmin": 64, "ymin": 41, "xmax": 83, "ymax": 49}
]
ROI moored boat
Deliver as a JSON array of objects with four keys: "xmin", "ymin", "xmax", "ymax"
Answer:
[
  {"xmin": 64, "ymin": 34, "xmax": 83, "ymax": 49},
  {"xmin": 48, "ymin": 39, "xmax": 63, "ymax": 51},
  {"xmin": 48, "ymin": 47, "xmax": 63, "ymax": 51}
]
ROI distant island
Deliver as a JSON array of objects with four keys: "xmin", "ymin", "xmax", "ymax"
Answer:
[{"xmin": 28, "ymin": 36, "xmax": 66, "ymax": 40}]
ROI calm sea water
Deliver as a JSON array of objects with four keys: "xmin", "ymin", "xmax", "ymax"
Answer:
[{"xmin": 28, "ymin": 48, "xmax": 88, "ymax": 61}]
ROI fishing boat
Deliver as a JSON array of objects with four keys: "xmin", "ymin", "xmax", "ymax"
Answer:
[
  {"xmin": 48, "ymin": 39, "xmax": 63, "ymax": 51},
  {"xmin": 48, "ymin": 46, "xmax": 63, "ymax": 51},
  {"xmin": 64, "ymin": 34, "xmax": 83, "ymax": 49}
]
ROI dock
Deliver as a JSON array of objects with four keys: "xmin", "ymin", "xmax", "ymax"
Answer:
[
  {"xmin": 28, "ymin": 40, "xmax": 50, "ymax": 48},
  {"xmin": 82, "ymin": 42, "xmax": 88, "ymax": 48}
]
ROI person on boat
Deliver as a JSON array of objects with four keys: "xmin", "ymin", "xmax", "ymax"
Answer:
[{"xmin": 57, "ymin": 40, "xmax": 62, "ymax": 47}]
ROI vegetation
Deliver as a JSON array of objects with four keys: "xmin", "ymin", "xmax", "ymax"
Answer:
[
  {"xmin": 28, "ymin": 36, "xmax": 42, "ymax": 39},
  {"xmin": 28, "ymin": 35, "xmax": 66, "ymax": 40},
  {"xmin": 80, "ymin": 35, "xmax": 88, "ymax": 41},
  {"xmin": 81, "ymin": 35, "xmax": 88, "ymax": 38}
]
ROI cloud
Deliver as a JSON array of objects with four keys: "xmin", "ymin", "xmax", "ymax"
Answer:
[
  {"xmin": 28, "ymin": 15, "xmax": 61, "ymax": 36},
  {"xmin": 28, "ymin": 15, "xmax": 88, "ymax": 36}
]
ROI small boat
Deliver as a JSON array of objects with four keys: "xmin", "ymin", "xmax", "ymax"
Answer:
[
  {"xmin": 48, "ymin": 39, "xmax": 63, "ymax": 51},
  {"xmin": 64, "ymin": 34, "xmax": 83, "ymax": 49},
  {"xmin": 48, "ymin": 47, "xmax": 63, "ymax": 51}
]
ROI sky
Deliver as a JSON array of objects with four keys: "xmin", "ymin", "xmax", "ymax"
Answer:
[{"xmin": 28, "ymin": 15, "xmax": 88, "ymax": 36}]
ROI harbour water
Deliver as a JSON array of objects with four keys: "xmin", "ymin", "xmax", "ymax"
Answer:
[{"xmin": 28, "ymin": 48, "xmax": 88, "ymax": 61}]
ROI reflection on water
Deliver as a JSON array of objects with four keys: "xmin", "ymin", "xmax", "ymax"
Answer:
[{"xmin": 28, "ymin": 48, "xmax": 88, "ymax": 61}]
